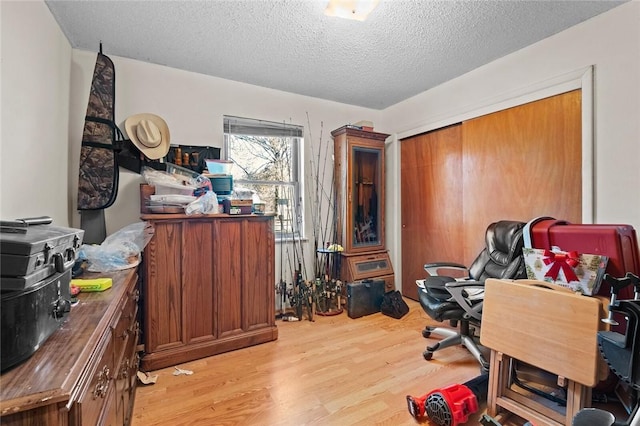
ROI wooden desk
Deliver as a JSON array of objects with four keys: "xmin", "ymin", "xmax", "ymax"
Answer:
[
  {"xmin": 1, "ymin": 269, "xmax": 139, "ymax": 426},
  {"xmin": 480, "ymin": 279, "xmax": 608, "ymax": 425}
]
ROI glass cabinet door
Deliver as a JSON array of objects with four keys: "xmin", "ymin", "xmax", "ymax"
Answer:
[
  {"xmin": 332, "ymin": 125, "xmax": 389, "ymax": 254},
  {"xmin": 351, "ymin": 146, "xmax": 382, "ymax": 250}
]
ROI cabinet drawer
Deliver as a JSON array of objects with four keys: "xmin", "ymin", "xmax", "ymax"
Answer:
[
  {"xmin": 76, "ymin": 330, "xmax": 115, "ymax": 426},
  {"xmin": 97, "ymin": 384, "xmax": 117, "ymax": 426},
  {"xmin": 341, "ymin": 252, "xmax": 394, "ymax": 282},
  {"xmin": 113, "ymin": 305, "xmax": 138, "ymax": 364},
  {"xmin": 114, "ymin": 323, "xmax": 136, "ymax": 404},
  {"xmin": 112, "ymin": 285, "xmax": 139, "ymax": 362},
  {"xmin": 118, "ymin": 321, "xmax": 140, "ymax": 426}
]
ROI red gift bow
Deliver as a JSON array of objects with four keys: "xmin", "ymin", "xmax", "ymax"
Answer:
[{"xmin": 543, "ymin": 250, "xmax": 580, "ymax": 282}]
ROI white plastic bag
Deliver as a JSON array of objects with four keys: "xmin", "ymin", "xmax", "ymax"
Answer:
[
  {"xmin": 79, "ymin": 222, "xmax": 154, "ymax": 272},
  {"xmin": 185, "ymin": 191, "xmax": 219, "ymax": 215}
]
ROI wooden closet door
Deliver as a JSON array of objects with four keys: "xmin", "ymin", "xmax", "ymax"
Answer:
[
  {"xmin": 401, "ymin": 124, "xmax": 463, "ymax": 300},
  {"xmin": 461, "ymin": 90, "xmax": 582, "ymax": 262},
  {"xmin": 400, "ymin": 90, "xmax": 582, "ymax": 300}
]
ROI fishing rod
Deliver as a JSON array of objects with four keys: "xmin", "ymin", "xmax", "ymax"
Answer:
[
  {"xmin": 291, "ymin": 184, "xmax": 314, "ymax": 321},
  {"xmin": 275, "ymin": 190, "xmax": 287, "ymax": 318},
  {"xmin": 285, "ymin": 185, "xmax": 301, "ymax": 320},
  {"xmin": 306, "ymin": 113, "xmax": 322, "ymax": 279},
  {"xmin": 283, "ymin": 182, "xmax": 310, "ymax": 321},
  {"xmin": 320, "ymin": 159, "xmax": 336, "ymax": 255},
  {"xmin": 283, "ymin": 214, "xmax": 296, "ymax": 319}
]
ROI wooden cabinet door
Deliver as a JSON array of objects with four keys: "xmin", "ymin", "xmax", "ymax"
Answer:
[
  {"xmin": 214, "ymin": 218, "xmax": 275, "ymax": 335},
  {"xmin": 332, "ymin": 127, "xmax": 389, "ymax": 254},
  {"xmin": 183, "ymin": 220, "xmax": 216, "ymax": 343},
  {"xmin": 215, "ymin": 220, "xmax": 243, "ymax": 338},
  {"xmin": 143, "ymin": 221, "xmax": 183, "ymax": 352},
  {"xmin": 241, "ymin": 219, "xmax": 275, "ymax": 331}
]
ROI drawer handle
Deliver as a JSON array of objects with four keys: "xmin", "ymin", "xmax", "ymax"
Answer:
[
  {"xmin": 119, "ymin": 359, "xmax": 130, "ymax": 379},
  {"xmin": 92, "ymin": 365, "xmax": 111, "ymax": 399},
  {"xmin": 122, "ymin": 320, "xmax": 140, "ymax": 338}
]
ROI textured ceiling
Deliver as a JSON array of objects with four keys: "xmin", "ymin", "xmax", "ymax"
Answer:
[{"xmin": 45, "ymin": 0, "xmax": 626, "ymax": 110}]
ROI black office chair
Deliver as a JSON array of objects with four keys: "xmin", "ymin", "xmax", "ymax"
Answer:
[{"xmin": 417, "ymin": 220, "xmax": 527, "ymax": 371}]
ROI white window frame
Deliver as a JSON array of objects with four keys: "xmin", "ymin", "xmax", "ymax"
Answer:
[{"xmin": 223, "ymin": 115, "xmax": 305, "ymax": 240}]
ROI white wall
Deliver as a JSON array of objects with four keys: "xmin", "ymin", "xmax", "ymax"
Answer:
[
  {"xmin": 2, "ymin": 1, "xmax": 382, "ymax": 291},
  {"xmin": 1, "ymin": 1, "xmax": 72, "ymax": 226},
  {"xmin": 68, "ymin": 52, "xmax": 383, "ymax": 236},
  {"xmin": 2, "ymin": 1, "xmax": 638, "ymax": 291},
  {"xmin": 379, "ymin": 1, "xmax": 640, "ymax": 286},
  {"xmin": 67, "ymin": 46, "xmax": 383, "ymax": 290},
  {"xmin": 383, "ymin": 1, "xmax": 640, "ymax": 228}
]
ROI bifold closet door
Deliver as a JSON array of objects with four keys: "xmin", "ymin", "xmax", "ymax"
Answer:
[
  {"xmin": 460, "ymin": 89, "xmax": 582, "ymax": 262},
  {"xmin": 400, "ymin": 90, "xmax": 582, "ymax": 300},
  {"xmin": 400, "ymin": 124, "xmax": 463, "ymax": 301}
]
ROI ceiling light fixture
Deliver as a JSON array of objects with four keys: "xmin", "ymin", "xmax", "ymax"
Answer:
[{"xmin": 324, "ymin": 0, "xmax": 380, "ymax": 22}]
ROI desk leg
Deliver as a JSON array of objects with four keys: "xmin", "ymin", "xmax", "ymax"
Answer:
[
  {"xmin": 565, "ymin": 380, "xmax": 591, "ymax": 425},
  {"xmin": 487, "ymin": 350, "xmax": 504, "ymax": 417}
]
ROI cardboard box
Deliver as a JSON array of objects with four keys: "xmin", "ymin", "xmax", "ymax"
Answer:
[
  {"xmin": 222, "ymin": 198, "xmax": 252, "ymax": 215},
  {"xmin": 522, "ymin": 247, "xmax": 608, "ymax": 295}
]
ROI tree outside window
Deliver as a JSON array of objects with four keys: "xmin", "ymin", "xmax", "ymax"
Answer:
[{"xmin": 223, "ymin": 116, "xmax": 304, "ymax": 239}]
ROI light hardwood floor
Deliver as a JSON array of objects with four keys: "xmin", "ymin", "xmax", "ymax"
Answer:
[{"xmin": 131, "ymin": 299, "xmax": 519, "ymax": 425}]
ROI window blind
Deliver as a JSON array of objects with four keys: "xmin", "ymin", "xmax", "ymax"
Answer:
[{"xmin": 224, "ymin": 115, "xmax": 303, "ymax": 138}]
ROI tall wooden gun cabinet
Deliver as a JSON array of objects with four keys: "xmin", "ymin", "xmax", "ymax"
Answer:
[
  {"xmin": 331, "ymin": 126, "xmax": 395, "ymax": 292},
  {"xmin": 139, "ymin": 214, "xmax": 278, "ymax": 371}
]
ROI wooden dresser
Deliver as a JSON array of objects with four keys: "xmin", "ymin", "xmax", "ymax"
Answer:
[
  {"xmin": 0, "ymin": 269, "xmax": 140, "ymax": 426},
  {"xmin": 139, "ymin": 214, "xmax": 278, "ymax": 371}
]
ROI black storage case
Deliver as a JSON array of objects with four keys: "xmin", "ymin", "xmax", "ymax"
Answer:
[
  {"xmin": 1, "ymin": 269, "xmax": 72, "ymax": 372},
  {"xmin": 346, "ymin": 279, "xmax": 385, "ymax": 319},
  {"xmin": 1, "ymin": 224, "xmax": 83, "ymax": 290},
  {"xmin": 0, "ymin": 221, "xmax": 82, "ymax": 371}
]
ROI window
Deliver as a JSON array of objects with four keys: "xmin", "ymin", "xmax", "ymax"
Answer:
[{"xmin": 223, "ymin": 116, "xmax": 304, "ymax": 239}]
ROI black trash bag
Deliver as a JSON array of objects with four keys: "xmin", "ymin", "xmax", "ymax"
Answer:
[{"xmin": 380, "ymin": 290, "xmax": 409, "ymax": 319}]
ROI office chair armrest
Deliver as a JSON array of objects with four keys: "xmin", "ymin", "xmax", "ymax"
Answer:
[
  {"xmin": 424, "ymin": 262, "xmax": 469, "ymax": 277},
  {"xmin": 445, "ymin": 280, "xmax": 484, "ymax": 321},
  {"xmin": 445, "ymin": 280, "xmax": 483, "ymax": 288}
]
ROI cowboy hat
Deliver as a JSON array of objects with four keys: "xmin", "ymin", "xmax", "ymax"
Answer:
[{"xmin": 125, "ymin": 113, "xmax": 170, "ymax": 160}]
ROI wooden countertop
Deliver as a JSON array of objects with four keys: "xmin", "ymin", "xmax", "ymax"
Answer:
[
  {"xmin": 0, "ymin": 269, "xmax": 137, "ymax": 416},
  {"xmin": 140, "ymin": 213, "xmax": 275, "ymax": 220}
]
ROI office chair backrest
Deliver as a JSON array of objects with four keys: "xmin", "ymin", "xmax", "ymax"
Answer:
[{"xmin": 468, "ymin": 220, "xmax": 527, "ymax": 282}]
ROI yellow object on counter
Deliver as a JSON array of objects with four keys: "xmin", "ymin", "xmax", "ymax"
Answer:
[{"xmin": 71, "ymin": 277, "xmax": 113, "ymax": 292}]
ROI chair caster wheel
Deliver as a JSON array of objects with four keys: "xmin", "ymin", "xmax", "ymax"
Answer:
[
  {"xmin": 423, "ymin": 351, "xmax": 433, "ymax": 360},
  {"xmin": 422, "ymin": 329, "xmax": 431, "ymax": 338}
]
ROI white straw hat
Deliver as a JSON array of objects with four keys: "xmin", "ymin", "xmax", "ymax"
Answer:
[{"xmin": 125, "ymin": 113, "xmax": 170, "ymax": 160}]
